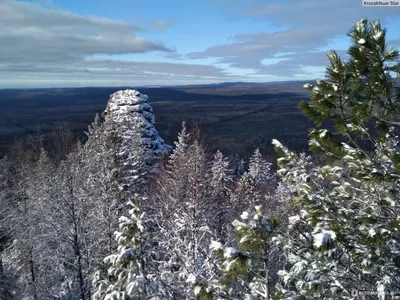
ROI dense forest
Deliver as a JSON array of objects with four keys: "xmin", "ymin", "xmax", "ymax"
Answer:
[
  {"xmin": 1, "ymin": 18, "xmax": 400, "ymax": 300},
  {"xmin": 0, "ymin": 82, "xmax": 311, "ymax": 161}
]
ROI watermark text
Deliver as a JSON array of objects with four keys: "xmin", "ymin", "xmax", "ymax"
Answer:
[
  {"xmin": 352, "ymin": 289, "xmax": 400, "ymax": 297},
  {"xmin": 363, "ymin": 0, "xmax": 400, "ymax": 5}
]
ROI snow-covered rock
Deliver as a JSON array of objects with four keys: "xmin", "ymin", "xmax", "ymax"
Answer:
[{"xmin": 102, "ymin": 89, "xmax": 172, "ymax": 179}]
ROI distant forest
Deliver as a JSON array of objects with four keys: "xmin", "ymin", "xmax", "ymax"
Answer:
[{"xmin": 0, "ymin": 81, "xmax": 312, "ymax": 161}]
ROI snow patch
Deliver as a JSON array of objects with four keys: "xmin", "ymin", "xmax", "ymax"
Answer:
[
  {"xmin": 210, "ymin": 240, "xmax": 224, "ymax": 251},
  {"xmin": 224, "ymin": 247, "xmax": 239, "ymax": 259},
  {"xmin": 358, "ymin": 38, "xmax": 366, "ymax": 44},
  {"xmin": 313, "ymin": 230, "xmax": 336, "ymax": 248}
]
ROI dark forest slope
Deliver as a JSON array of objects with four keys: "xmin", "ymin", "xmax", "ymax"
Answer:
[{"xmin": 0, "ymin": 81, "xmax": 312, "ymax": 159}]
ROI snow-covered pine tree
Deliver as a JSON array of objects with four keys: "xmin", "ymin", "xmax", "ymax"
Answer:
[
  {"xmin": 192, "ymin": 206, "xmax": 279, "ymax": 299},
  {"xmin": 84, "ymin": 112, "xmax": 152, "ymax": 298},
  {"xmin": 166, "ymin": 121, "xmax": 191, "ymax": 171},
  {"xmin": 92, "ymin": 198, "xmax": 159, "ymax": 300},
  {"xmin": 77, "ymin": 89, "xmax": 171, "ymax": 300},
  {"xmin": 273, "ymin": 18, "xmax": 400, "ymax": 299},
  {"xmin": 88, "ymin": 90, "xmax": 175, "ymax": 299},
  {"xmin": 248, "ymin": 148, "xmax": 275, "ymax": 187},
  {"xmin": 231, "ymin": 148, "xmax": 275, "ymax": 213}
]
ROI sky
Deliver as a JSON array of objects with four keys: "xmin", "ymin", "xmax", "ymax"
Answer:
[{"xmin": 1, "ymin": 0, "xmax": 400, "ymax": 88}]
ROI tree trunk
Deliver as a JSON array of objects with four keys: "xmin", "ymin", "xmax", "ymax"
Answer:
[
  {"xmin": 28, "ymin": 248, "xmax": 38, "ymax": 300},
  {"xmin": 0, "ymin": 255, "xmax": 5, "ymax": 300},
  {"xmin": 74, "ymin": 227, "xmax": 86, "ymax": 300},
  {"xmin": 139, "ymin": 230, "xmax": 147, "ymax": 298},
  {"xmin": 264, "ymin": 242, "xmax": 270, "ymax": 300}
]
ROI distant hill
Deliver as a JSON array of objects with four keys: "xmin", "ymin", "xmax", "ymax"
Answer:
[{"xmin": 172, "ymin": 81, "xmax": 311, "ymax": 97}]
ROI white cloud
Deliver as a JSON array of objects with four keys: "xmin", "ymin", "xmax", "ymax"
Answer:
[
  {"xmin": 0, "ymin": 1, "xmax": 172, "ymax": 63},
  {"xmin": 188, "ymin": 0, "xmax": 400, "ymax": 80},
  {"xmin": 187, "ymin": 27, "xmax": 342, "ymax": 71},
  {"xmin": 0, "ymin": 0, "xmax": 193, "ymax": 87},
  {"xmin": 0, "ymin": 0, "xmax": 253, "ymax": 87}
]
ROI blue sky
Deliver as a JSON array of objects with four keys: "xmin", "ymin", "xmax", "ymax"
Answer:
[{"xmin": 1, "ymin": 0, "xmax": 400, "ymax": 87}]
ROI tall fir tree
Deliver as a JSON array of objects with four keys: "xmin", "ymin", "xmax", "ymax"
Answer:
[{"xmin": 83, "ymin": 114, "xmax": 123, "ymax": 259}]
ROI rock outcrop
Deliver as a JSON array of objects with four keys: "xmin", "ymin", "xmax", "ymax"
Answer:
[
  {"xmin": 103, "ymin": 89, "xmax": 171, "ymax": 168},
  {"xmin": 102, "ymin": 91, "xmax": 171, "ymax": 194},
  {"xmin": 84, "ymin": 89, "xmax": 170, "ymax": 196}
]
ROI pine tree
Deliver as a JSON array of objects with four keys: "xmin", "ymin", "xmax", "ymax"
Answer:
[
  {"xmin": 273, "ymin": 18, "xmax": 400, "ymax": 299},
  {"xmin": 92, "ymin": 198, "xmax": 158, "ymax": 300},
  {"xmin": 232, "ymin": 149, "xmax": 275, "ymax": 212},
  {"xmin": 192, "ymin": 206, "xmax": 279, "ymax": 299},
  {"xmin": 248, "ymin": 148, "xmax": 274, "ymax": 187},
  {"xmin": 299, "ymin": 18, "xmax": 400, "ymax": 160},
  {"xmin": 169, "ymin": 121, "xmax": 191, "ymax": 164},
  {"xmin": 83, "ymin": 114, "xmax": 123, "ymax": 259},
  {"xmin": 84, "ymin": 113, "xmax": 153, "ymax": 298}
]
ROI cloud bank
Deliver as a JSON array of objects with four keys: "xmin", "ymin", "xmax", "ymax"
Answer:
[
  {"xmin": 0, "ymin": 0, "xmax": 399, "ymax": 87},
  {"xmin": 189, "ymin": 0, "xmax": 400, "ymax": 80},
  {"xmin": 0, "ymin": 1, "xmax": 234, "ymax": 87}
]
